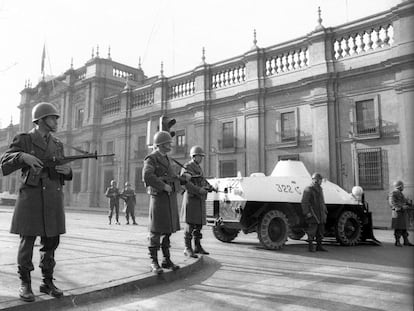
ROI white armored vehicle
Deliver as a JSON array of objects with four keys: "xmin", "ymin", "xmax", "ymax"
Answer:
[{"xmin": 206, "ymin": 160, "xmax": 379, "ymax": 249}]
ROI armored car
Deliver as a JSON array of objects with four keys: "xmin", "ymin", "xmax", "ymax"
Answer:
[{"xmin": 206, "ymin": 160, "xmax": 379, "ymax": 249}]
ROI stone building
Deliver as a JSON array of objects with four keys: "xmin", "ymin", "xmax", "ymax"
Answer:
[{"xmin": 0, "ymin": 1, "xmax": 413, "ymax": 227}]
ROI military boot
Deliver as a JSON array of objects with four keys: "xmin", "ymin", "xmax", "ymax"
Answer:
[
  {"xmin": 39, "ymin": 278, "xmax": 63, "ymax": 298},
  {"xmin": 194, "ymin": 237, "xmax": 209, "ymax": 255},
  {"xmin": 316, "ymin": 242, "xmax": 328, "ymax": 252},
  {"xmin": 18, "ymin": 271, "xmax": 35, "ymax": 302},
  {"xmin": 149, "ymin": 247, "xmax": 163, "ymax": 274},
  {"xmin": 403, "ymin": 236, "xmax": 414, "ymax": 246},
  {"xmin": 308, "ymin": 241, "xmax": 316, "ymax": 252},
  {"xmin": 161, "ymin": 247, "xmax": 180, "ymax": 271},
  {"xmin": 183, "ymin": 233, "xmax": 198, "ymax": 258},
  {"xmin": 108, "ymin": 216, "xmax": 112, "ymax": 225},
  {"xmin": 395, "ymin": 236, "xmax": 402, "ymax": 247}
]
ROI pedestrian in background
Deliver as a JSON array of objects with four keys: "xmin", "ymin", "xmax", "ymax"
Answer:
[
  {"xmin": 301, "ymin": 172, "xmax": 328, "ymax": 252},
  {"xmin": 143, "ymin": 131, "xmax": 188, "ymax": 274},
  {"xmin": 181, "ymin": 145, "xmax": 214, "ymax": 258},
  {"xmin": 0, "ymin": 102, "xmax": 72, "ymax": 302},
  {"xmin": 389, "ymin": 180, "xmax": 413, "ymax": 247},
  {"xmin": 105, "ymin": 180, "xmax": 120, "ymax": 225},
  {"xmin": 121, "ymin": 182, "xmax": 138, "ymax": 225}
]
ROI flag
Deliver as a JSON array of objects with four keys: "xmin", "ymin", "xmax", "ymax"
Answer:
[{"xmin": 41, "ymin": 44, "xmax": 46, "ymax": 76}]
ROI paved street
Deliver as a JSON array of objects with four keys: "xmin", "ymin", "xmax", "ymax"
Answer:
[{"xmin": 0, "ymin": 206, "xmax": 413, "ymax": 310}]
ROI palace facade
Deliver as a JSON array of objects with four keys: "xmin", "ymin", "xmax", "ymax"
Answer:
[{"xmin": 1, "ymin": 1, "xmax": 413, "ymax": 227}]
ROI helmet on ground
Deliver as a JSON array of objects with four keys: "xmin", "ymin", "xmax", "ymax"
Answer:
[
  {"xmin": 153, "ymin": 131, "xmax": 172, "ymax": 146},
  {"xmin": 393, "ymin": 180, "xmax": 404, "ymax": 189},
  {"xmin": 311, "ymin": 172, "xmax": 323, "ymax": 180},
  {"xmin": 32, "ymin": 102, "xmax": 60, "ymax": 122},
  {"xmin": 190, "ymin": 145, "xmax": 205, "ymax": 157}
]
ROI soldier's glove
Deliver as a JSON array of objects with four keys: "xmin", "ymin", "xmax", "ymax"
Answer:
[
  {"xmin": 19, "ymin": 153, "xmax": 43, "ymax": 171},
  {"xmin": 163, "ymin": 184, "xmax": 173, "ymax": 194},
  {"xmin": 305, "ymin": 212, "xmax": 313, "ymax": 219},
  {"xmin": 55, "ymin": 164, "xmax": 71, "ymax": 176},
  {"xmin": 199, "ymin": 188, "xmax": 208, "ymax": 195}
]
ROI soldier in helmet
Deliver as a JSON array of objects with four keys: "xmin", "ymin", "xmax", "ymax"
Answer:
[
  {"xmin": 180, "ymin": 145, "xmax": 214, "ymax": 258},
  {"xmin": 105, "ymin": 180, "xmax": 121, "ymax": 225},
  {"xmin": 0, "ymin": 102, "xmax": 72, "ymax": 302},
  {"xmin": 120, "ymin": 182, "xmax": 137, "ymax": 225},
  {"xmin": 301, "ymin": 172, "xmax": 328, "ymax": 252},
  {"xmin": 142, "ymin": 131, "xmax": 188, "ymax": 274},
  {"xmin": 389, "ymin": 180, "xmax": 413, "ymax": 247}
]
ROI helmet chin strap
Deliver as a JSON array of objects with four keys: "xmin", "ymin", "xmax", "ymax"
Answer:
[{"xmin": 41, "ymin": 118, "xmax": 54, "ymax": 132}]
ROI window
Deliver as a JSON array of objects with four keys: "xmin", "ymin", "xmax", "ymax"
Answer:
[
  {"xmin": 135, "ymin": 136, "xmax": 147, "ymax": 158},
  {"xmin": 355, "ymin": 99, "xmax": 377, "ymax": 135},
  {"xmin": 175, "ymin": 130, "xmax": 186, "ymax": 153},
  {"xmin": 105, "ymin": 141, "xmax": 114, "ymax": 163},
  {"xmin": 76, "ymin": 108, "xmax": 84, "ymax": 128},
  {"xmin": 220, "ymin": 160, "xmax": 237, "ymax": 177},
  {"xmin": 222, "ymin": 121, "xmax": 234, "ymax": 148},
  {"xmin": 281, "ymin": 111, "xmax": 296, "ymax": 142},
  {"xmin": 278, "ymin": 154, "xmax": 299, "ymax": 161},
  {"xmin": 357, "ymin": 148, "xmax": 382, "ymax": 189},
  {"xmin": 104, "ymin": 170, "xmax": 114, "ymax": 191},
  {"xmin": 135, "ymin": 167, "xmax": 146, "ymax": 193},
  {"xmin": 72, "ymin": 172, "xmax": 81, "ymax": 193}
]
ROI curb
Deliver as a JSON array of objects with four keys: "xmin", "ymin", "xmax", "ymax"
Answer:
[{"xmin": 1, "ymin": 256, "xmax": 203, "ymax": 311}]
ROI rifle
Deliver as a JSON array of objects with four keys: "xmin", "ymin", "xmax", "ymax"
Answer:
[
  {"xmin": 25, "ymin": 151, "xmax": 115, "ymax": 186},
  {"xmin": 170, "ymin": 158, "xmax": 218, "ymax": 193}
]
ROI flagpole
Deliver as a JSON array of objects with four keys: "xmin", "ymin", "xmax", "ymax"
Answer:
[{"xmin": 41, "ymin": 43, "xmax": 46, "ymax": 81}]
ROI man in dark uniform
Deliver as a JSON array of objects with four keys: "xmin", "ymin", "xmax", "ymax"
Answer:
[
  {"xmin": 301, "ymin": 172, "xmax": 328, "ymax": 252},
  {"xmin": 0, "ymin": 102, "xmax": 72, "ymax": 302},
  {"xmin": 143, "ymin": 131, "xmax": 188, "ymax": 274},
  {"xmin": 105, "ymin": 180, "xmax": 120, "ymax": 225},
  {"xmin": 121, "ymin": 182, "xmax": 138, "ymax": 225},
  {"xmin": 389, "ymin": 180, "xmax": 413, "ymax": 247},
  {"xmin": 181, "ymin": 145, "xmax": 214, "ymax": 258}
]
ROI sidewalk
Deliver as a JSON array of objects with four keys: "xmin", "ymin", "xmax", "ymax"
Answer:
[{"xmin": 0, "ymin": 206, "xmax": 202, "ymax": 311}]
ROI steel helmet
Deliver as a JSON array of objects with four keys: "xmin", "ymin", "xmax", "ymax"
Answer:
[
  {"xmin": 190, "ymin": 145, "xmax": 205, "ymax": 157},
  {"xmin": 393, "ymin": 180, "xmax": 404, "ymax": 189},
  {"xmin": 311, "ymin": 172, "xmax": 323, "ymax": 180},
  {"xmin": 153, "ymin": 131, "xmax": 172, "ymax": 146},
  {"xmin": 32, "ymin": 102, "xmax": 60, "ymax": 122}
]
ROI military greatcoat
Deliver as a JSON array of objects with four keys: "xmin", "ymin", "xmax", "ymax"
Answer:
[
  {"xmin": 389, "ymin": 189, "xmax": 410, "ymax": 230},
  {"xmin": 0, "ymin": 128, "xmax": 72, "ymax": 237},
  {"xmin": 143, "ymin": 150, "xmax": 180, "ymax": 233},
  {"xmin": 181, "ymin": 160, "xmax": 207, "ymax": 225},
  {"xmin": 301, "ymin": 183, "xmax": 327, "ymax": 224}
]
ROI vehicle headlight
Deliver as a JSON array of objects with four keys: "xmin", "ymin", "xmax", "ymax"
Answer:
[{"xmin": 352, "ymin": 186, "xmax": 364, "ymax": 201}]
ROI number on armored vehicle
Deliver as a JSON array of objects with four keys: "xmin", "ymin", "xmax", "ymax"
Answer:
[{"xmin": 275, "ymin": 184, "xmax": 293, "ymax": 193}]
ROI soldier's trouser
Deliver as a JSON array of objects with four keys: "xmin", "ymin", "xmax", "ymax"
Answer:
[
  {"xmin": 125, "ymin": 206, "xmax": 136, "ymax": 222},
  {"xmin": 148, "ymin": 232, "xmax": 171, "ymax": 250},
  {"xmin": 108, "ymin": 202, "xmax": 119, "ymax": 221},
  {"xmin": 306, "ymin": 223, "xmax": 325, "ymax": 243},
  {"xmin": 184, "ymin": 223, "xmax": 202, "ymax": 239},
  {"xmin": 394, "ymin": 229, "xmax": 409, "ymax": 239},
  {"xmin": 18, "ymin": 235, "xmax": 60, "ymax": 278}
]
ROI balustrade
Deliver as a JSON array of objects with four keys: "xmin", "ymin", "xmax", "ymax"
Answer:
[
  {"xmin": 265, "ymin": 47, "xmax": 309, "ymax": 76},
  {"xmin": 168, "ymin": 79, "xmax": 195, "ymax": 99},
  {"xmin": 333, "ymin": 24, "xmax": 393, "ymax": 59},
  {"xmin": 211, "ymin": 64, "xmax": 246, "ymax": 89},
  {"xmin": 102, "ymin": 98, "xmax": 120, "ymax": 116},
  {"xmin": 113, "ymin": 67, "xmax": 136, "ymax": 81},
  {"xmin": 132, "ymin": 89, "xmax": 154, "ymax": 108}
]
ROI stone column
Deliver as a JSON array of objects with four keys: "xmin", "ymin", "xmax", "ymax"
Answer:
[{"xmin": 310, "ymin": 100, "xmax": 330, "ymax": 178}]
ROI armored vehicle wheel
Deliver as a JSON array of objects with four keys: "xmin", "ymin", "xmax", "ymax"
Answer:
[
  {"xmin": 288, "ymin": 229, "xmax": 306, "ymax": 240},
  {"xmin": 258, "ymin": 209, "xmax": 289, "ymax": 250},
  {"xmin": 335, "ymin": 210, "xmax": 362, "ymax": 246},
  {"xmin": 212, "ymin": 225, "xmax": 240, "ymax": 243}
]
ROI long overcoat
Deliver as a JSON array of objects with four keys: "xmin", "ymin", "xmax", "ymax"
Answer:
[
  {"xmin": 180, "ymin": 160, "xmax": 207, "ymax": 225},
  {"xmin": 0, "ymin": 129, "xmax": 72, "ymax": 237},
  {"xmin": 301, "ymin": 182, "xmax": 327, "ymax": 224},
  {"xmin": 143, "ymin": 150, "xmax": 180, "ymax": 233},
  {"xmin": 389, "ymin": 189, "xmax": 410, "ymax": 230}
]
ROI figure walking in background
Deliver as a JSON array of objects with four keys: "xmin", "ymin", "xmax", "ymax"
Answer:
[
  {"xmin": 121, "ymin": 182, "xmax": 138, "ymax": 225},
  {"xmin": 105, "ymin": 180, "xmax": 120, "ymax": 225}
]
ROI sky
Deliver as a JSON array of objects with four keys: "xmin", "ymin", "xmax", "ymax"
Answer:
[{"xmin": 0, "ymin": 0, "xmax": 401, "ymax": 129}]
